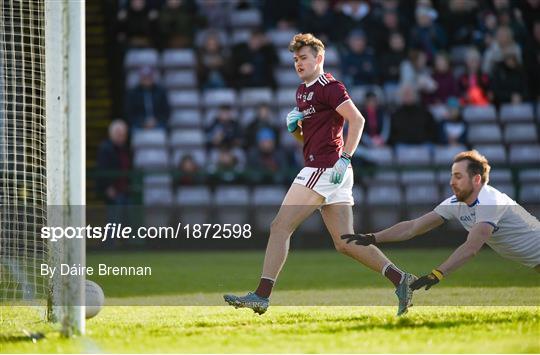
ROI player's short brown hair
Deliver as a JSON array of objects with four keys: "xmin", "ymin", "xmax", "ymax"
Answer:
[
  {"xmin": 453, "ymin": 150, "xmax": 491, "ymax": 183},
  {"xmin": 288, "ymin": 33, "xmax": 325, "ymax": 56}
]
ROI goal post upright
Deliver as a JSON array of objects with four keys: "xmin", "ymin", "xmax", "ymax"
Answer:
[{"xmin": 45, "ymin": 0, "xmax": 86, "ymax": 336}]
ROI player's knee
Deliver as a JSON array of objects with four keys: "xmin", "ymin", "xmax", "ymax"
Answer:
[
  {"xmin": 269, "ymin": 219, "xmax": 293, "ymax": 238},
  {"xmin": 334, "ymin": 240, "xmax": 353, "ymax": 256}
]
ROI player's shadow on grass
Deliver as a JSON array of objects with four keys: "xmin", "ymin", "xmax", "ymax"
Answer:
[{"xmin": 341, "ymin": 315, "xmax": 523, "ymax": 332}]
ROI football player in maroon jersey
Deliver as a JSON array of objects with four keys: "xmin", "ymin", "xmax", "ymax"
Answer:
[{"xmin": 225, "ymin": 33, "xmax": 417, "ymax": 316}]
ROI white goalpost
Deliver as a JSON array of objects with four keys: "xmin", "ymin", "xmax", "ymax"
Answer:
[{"xmin": 0, "ymin": 0, "xmax": 85, "ymax": 336}]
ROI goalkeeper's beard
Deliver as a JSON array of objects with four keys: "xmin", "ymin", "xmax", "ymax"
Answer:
[{"xmin": 453, "ymin": 185, "xmax": 473, "ymax": 202}]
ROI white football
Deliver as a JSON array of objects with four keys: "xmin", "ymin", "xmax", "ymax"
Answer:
[{"xmin": 85, "ymin": 280, "xmax": 105, "ymax": 319}]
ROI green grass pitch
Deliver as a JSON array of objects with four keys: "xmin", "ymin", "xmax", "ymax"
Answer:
[{"xmin": 1, "ymin": 249, "xmax": 539, "ymax": 353}]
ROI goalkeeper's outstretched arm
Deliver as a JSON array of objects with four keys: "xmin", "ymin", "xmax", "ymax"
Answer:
[
  {"xmin": 374, "ymin": 211, "xmax": 445, "ymax": 242},
  {"xmin": 341, "ymin": 211, "xmax": 445, "ymax": 245}
]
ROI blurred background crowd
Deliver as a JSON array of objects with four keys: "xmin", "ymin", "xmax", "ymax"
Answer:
[{"xmin": 87, "ymin": 0, "xmax": 540, "ymax": 213}]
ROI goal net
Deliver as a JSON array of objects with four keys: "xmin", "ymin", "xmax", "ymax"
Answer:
[
  {"xmin": 0, "ymin": 0, "xmax": 85, "ymax": 336},
  {"xmin": 0, "ymin": 0, "xmax": 48, "ymax": 306}
]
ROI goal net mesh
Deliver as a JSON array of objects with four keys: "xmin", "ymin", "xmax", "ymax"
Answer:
[{"xmin": 0, "ymin": 0, "xmax": 48, "ymax": 307}]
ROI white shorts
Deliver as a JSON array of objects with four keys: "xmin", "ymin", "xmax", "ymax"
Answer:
[{"xmin": 293, "ymin": 166, "xmax": 354, "ymax": 206}]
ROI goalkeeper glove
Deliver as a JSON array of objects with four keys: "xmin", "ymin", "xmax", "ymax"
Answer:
[
  {"xmin": 410, "ymin": 269, "xmax": 444, "ymax": 290},
  {"xmin": 340, "ymin": 233, "xmax": 376, "ymax": 246},
  {"xmin": 329, "ymin": 152, "xmax": 351, "ymax": 184},
  {"xmin": 286, "ymin": 108, "xmax": 304, "ymax": 133}
]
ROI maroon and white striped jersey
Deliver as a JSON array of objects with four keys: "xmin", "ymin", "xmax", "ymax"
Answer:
[{"xmin": 295, "ymin": 72, "xmax": 351, "ymax": 168}]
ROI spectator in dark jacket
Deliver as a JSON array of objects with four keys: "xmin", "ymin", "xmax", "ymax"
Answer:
[
  {"xmin": 157, "ymin": 0, "xmax": 200, "ymax": 49},
  {"xmin": 247, "ymin": 128, "xmax": 288, "ymax": 184},
  {"xmin": 340, "ymin": 30, "xmax": 378, "ymax": 86},
  {"xmin": 229, "ymin": 29, "xmax": 279, "ymax": 89},
  {"xmin": 491, "ymin": 49, "xmax": 529, "ymax": 105},
  {"xmin": 409, "ymin": 5, "xmax": 446, "ymax": 63},
  {"xmin": 96, "ymin": 120, "xmax": 131, "ymax": 205},
  {"xmin": 196, "ymin": 30, "xmax": 229, "ymax": 89},
  {"xmin": 205, "ymin": 105, "xmax": 243, "ymax": 149},
  {"xmin": 379, "ymin": 32, "xmax": 407, "ymax": 85},
  {"xmin": 124, "ymin": 66, "xmax": 170, "ymax": 130},
  {"xmin": 244, "ymin": 103, "xmax": 280, "ymax": 150},
  {"xmin": 389, "ymin": 84, "xmax": 438, "ymax": 145}
]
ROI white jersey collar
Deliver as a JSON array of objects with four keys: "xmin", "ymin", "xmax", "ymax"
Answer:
[{"xmin": 305, "ymin": 73, "xmax": 325, "ymax": 87}]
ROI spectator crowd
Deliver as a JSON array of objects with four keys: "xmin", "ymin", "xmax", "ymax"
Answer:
[{"xmin": 96, "ymin": 0, "xmax": 540, "ymax": 205}]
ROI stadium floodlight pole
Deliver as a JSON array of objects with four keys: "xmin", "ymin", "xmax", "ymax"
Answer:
[{"xmin": 45, "ymin": 0, "xmax": 86, "ymax": 336}]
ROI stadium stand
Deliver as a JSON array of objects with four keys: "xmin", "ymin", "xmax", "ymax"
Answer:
[{"xmin": 91, "ymin": 0, "xmax": 539, "ymax": 214}]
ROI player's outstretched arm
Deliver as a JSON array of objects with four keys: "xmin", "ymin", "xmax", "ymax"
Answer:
[
  {"xmin": 411, "ymin": 222, "xmax": 493, "ymax": 290},
  {"xmin": 342, "ymin": 211, "xmax": 444, "ymax": 245}
]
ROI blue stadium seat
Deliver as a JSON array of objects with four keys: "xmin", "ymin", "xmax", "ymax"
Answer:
[
  {"xmin": 364, "ymin": 171, "xmax": 399, "ymax": 187},
  {"xmin": 252, "ymin": 186, "xmax": 286, "ymax": 205},
  {"xmin": 143, "ymin": 174, "xmax": 173, "ymax": 188},
  {"xmin": 230, "ymin": 29, "xmax": 251, "ymax": 45},
  {"xmin": 503, "ymin": 123, "xmax": 538, "ymax": 144},
  {"xmin": 124, "ymin": 48, "xmax": 159, "ymax": 68},
  {"xmin": 278, "ymin": 48, "xmax": 294, "ymax": 67},
  {"xmin": 163, "ymin": 70, "xmax": 197, "ymax": 89},
  {"xmin": 437, "ymin": 170, "xmax": 451, "ymax": 185},
  {"xmin": 433, "ymin": 144, "xmax": 466, "ymax": 165},
  {"xmin": 214, "ymin": 186, "xmax": 250, "ymax": 205},
  {"xmin": 473, "ymin": 144, "xmax": 507, "ymax": 164},
  {"xmin": 168, "ymin": 90, "xmax": 201, "ymax": 109},
  {"xmin": 176, "ymin": 187, "xmax": 212, "ymax": 206},
  {"xmin": 160, "ymin": 49, "xmax": 195, "ymax": 69},
  {"xmin": 170, "ymin": 129, "xmax": 205, "ymax": 148},
  {"xmin": 467, "ymin": 124, "xmax": 503, "ymax": 144},
  {"xmin": 509, "ymin": 145, "xmax": 540, "ymax": 164},
  {"xmin": 324, "ymin": 46, "xmax": 340, "ymax": 67},
  {"xmin": 441, "ymin": 184, "xmax": 454, "ymax": 199},
  {"xmin": 519, "ymin": 183, "xmax": 540, "ymax": 203},
  {"xmin": 400, "ymin": 170, "xmax": 436, "ymax": 185},
  {"xmin": 499, "ymin": 103, "xmax": 535, "ymax": 123},
  {"xmin": 489, "ymin": 169, "xmax": 512, "ymax": 183},
  {"xmin": 276, "ymin": 88, "xmax": 297, "ymax": 108},
  {"xmin": 268, "ymin": 29, "xmax": 298, "ymax": 48},
  {"xmin": 367, "ymin": 185, "xmax": 402, "ymax": 205},
  {"xmin": 491, "ymin": 183, "xmax": 515, "ymax": 199},
  {"xmin": 230, "ymin": 9, "xmax": 262, "ymax": 29},
  {"xmin": 239, "ymin": 88, "xmax": 274, "ymax": 107},
  {"xmin": 395, "ymin": 145, "xmax": 432, "ymax": 166},
  {"xmin": 169, "ymin": 109, "xmax": 202, "ymax": 129},
  {"xmin": 134, "ymin": 148, "xmax": 169, "ymax": 170},
  {"xmin": 131, "ymin": 129, "xmax": 167, "ymax": 149},
  {"xmin": 275, "ymin": 68, "xmax": 301, "ymax": 88},
  {"xmin": 143, "ymin": 186, "xmax": 173, "ymax": 206},
  {"xmin": 202, "ymin": 89, "xmax": 237, "ymax": 107},
  {"xmin": 357, "ymin": 146, "xmax": 394, "ymax": 166},
  {"xmin": 404, "ymin": 184, "xmax": 440, "ymax": 205},
  {"xmin": 352, "ymin": 186, "xmax": 364, "ymax": 204},
  {"xmin": 462, "ymin": 104, "xmax": 497, "ymax": 123},
  {"xmin": 519, "ymin": 169, "xmax": 540, "ymax": 183}
]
